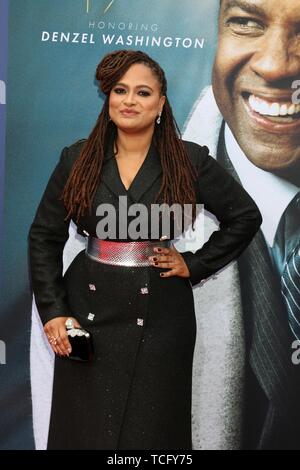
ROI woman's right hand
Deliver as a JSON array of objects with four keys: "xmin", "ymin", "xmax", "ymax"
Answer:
[{"xmin": 44, "ymin": 316, "xmax": 81, "ymax": 356}]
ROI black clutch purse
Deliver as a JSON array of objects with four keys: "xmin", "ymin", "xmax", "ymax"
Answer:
[{"xmin": 66, "ymin": 324, "xmax": 94, "ymax": 362}]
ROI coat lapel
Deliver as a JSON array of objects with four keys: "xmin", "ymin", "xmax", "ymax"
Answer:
[
  {"xmin": 100, "ymin": 139, "xmax": 162, "ymax": 203},
  {"xmin": 99, "ymin": 142, "xmax": 128, "ymax": 199},
  {"xmin": 127, "ymin": 142, "xmax": 162, "ymax": 203}
]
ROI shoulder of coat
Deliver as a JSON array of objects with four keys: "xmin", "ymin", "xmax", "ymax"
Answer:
[
  {"xmin": 182, "ymin": 139, "xmax": 210, "ymax": 167},
  {"xmin": 69, "ymin": 138, "xmax": 87, "ymax": 149},
  {"xmin": 66, "ymin": 138, "xmax": 87, "ymax": 157},
  {"xmin": 60, "ymin": 138, "xmax": 87, "ymax": 171}
]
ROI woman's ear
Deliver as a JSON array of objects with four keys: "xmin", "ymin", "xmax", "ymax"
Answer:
[{"xmin": 159, "ymin": 95, "xmax": 166, "ymax": 113}]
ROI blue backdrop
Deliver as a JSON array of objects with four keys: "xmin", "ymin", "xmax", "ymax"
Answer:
[{"xmin": 0, "ymin": 0, "xmax": 219, "ymax": 449}]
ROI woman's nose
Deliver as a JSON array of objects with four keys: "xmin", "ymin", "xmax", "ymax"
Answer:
[{"xmin": 123, "ymin": 91, "xmax": 136, "ymax": 106}]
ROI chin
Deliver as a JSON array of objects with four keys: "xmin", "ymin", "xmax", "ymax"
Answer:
[
  {"xmin": 244, "ymin": 147, "xmax": 300, "ymax": 172},
  {"xmin": 117, "ymin": 123, "xmax": 140, "ymax": 131}
]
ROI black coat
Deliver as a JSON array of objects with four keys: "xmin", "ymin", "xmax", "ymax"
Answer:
[{"xmin": 29, "ymin": 138, "xmax": 261, "ymax": 449}]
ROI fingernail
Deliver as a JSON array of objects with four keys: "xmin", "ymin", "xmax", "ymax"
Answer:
[
  {"xmin": 155, "ymin": 248, "xmax": 162, "ymax": 252},
  {"xmin": 68, "ymin": 348, "xmax": 72, "ymax": 353},
  {"xmin": 160, "ymin": 273, "xmax": 164, "ymax": 277}
]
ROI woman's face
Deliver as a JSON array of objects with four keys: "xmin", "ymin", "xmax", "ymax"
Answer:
[{"xmin": 109, "ymin": 63, "xmax": 165, "ymax": 134}]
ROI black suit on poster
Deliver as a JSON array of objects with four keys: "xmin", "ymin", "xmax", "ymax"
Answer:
[{"xmin": 217, "ymin": 129, "xmax": 300, "ymax": 450}]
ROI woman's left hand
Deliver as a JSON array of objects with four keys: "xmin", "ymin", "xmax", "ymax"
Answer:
[{"xmin": 149, "ymin": 245, "xmax": 190, "ymax": 278}]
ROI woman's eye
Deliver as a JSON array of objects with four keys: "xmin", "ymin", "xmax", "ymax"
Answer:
[
  {"xmin": 138, "ymin": 90, "xmax": 151, "ymax": 97},
  {"xmin": 113, "ymin": 88, "xmax": 126, "ymax": 94},
  {"xmin": 227, "ymin": 16, "xmax": 265, "ymax": 34}
]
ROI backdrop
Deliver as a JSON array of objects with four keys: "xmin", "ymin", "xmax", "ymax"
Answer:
[
  {"xmin": 0, "ymin": 0, "xmax": 219, "ymax": 449},
  {"xmin": 1, "ymin": 0, "xmax": 299, "ymax": 451}
]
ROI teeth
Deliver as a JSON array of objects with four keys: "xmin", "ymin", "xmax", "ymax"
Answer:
[
  {"xmin": 279, "ymin": 104, "xmax": 288, "ymax": 116},
  {"xmin": 288, "ymin": 104, "xmax": 296, "ymax": 115},
  {"xmin": 248, "ymin": 94, "xmax": 300, "ymax": 117}
]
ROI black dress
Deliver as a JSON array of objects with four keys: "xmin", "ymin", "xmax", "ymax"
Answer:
[{"xmin": 29, "ymin": 138, "xmax": 261, "ymax": 450}]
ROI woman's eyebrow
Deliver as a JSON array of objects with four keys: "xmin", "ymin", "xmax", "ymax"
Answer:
[{"xmin": 114, "ymin": 82, "xmax": 154, "ymax": 91}]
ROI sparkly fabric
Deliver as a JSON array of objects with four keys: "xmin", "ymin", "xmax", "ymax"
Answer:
[
  {"xmin": 47, "ymin": 254, "xmax": 195, "ymax": 450},
  {"xmin": 86, "ymin": 238, "xmax": 170, "ymax": 267}
]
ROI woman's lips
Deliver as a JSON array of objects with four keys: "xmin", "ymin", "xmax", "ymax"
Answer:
[
  {"xmin": 243, "ymin": 93, "xmax": 300, "ymax": 133},
  {"xmin": 120, "ymin": 109, "xmax": 139, "ymax": 117}
]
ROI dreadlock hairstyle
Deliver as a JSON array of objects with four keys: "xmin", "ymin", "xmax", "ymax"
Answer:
[{"xmin": 62, "ymin": 49, "xmax": 198, "ymax": 227}]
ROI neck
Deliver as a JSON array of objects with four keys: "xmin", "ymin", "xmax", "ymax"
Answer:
[{"xmin": 116, "ymin": 128, "xmax": 154, "ymax": 158}]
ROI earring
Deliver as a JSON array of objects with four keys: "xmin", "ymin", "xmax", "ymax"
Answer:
[{"xmin": 156, "ymin": 112, "xmax": 162, "ymax": 125}]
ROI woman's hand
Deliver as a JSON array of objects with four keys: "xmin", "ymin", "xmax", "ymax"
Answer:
[
  {"xmin": 149, "ymin": 244, "xmax": 190, "ymax": 278},
  {"xmin": 44, "ymin": 316, "xmax": 81, "ymax": 356}
]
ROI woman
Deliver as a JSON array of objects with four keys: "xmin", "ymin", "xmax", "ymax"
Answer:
[{"xmin": 29, "ymin": 49, "xmax": 262, "ymax": 450}]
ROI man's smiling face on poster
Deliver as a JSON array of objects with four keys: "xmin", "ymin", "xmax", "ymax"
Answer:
[{"xmin": 213, "ymin": 0, "xmax": 300, "ymax": 176}]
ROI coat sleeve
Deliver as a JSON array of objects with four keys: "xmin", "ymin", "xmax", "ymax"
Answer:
[
  {"xmin": 181, "ymin": 144, "xmax": 262, "ymax": 286},
  {"xmin": 29, "ymin": 146, "xmax": 73, "ymax": 325}
]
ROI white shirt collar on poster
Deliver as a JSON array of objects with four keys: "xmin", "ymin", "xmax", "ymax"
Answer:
[{"xmin": 224, "ymin": 124, "xmax": 299, "ymax": 248}]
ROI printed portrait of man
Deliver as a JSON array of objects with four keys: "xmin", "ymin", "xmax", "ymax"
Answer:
[{"xmin": 184, "ymin": 0, "xmax": 300, "ymax": 449}]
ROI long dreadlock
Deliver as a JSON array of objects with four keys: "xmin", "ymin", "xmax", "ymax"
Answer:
[{"xmin": 62, "ymin": 49, "xmax": 198, "ymax": 227}]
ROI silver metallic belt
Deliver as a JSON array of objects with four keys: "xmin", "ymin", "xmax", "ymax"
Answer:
[{"xmin": 86, "ymin": 238, "xmax": 171, "ymax": 267}]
